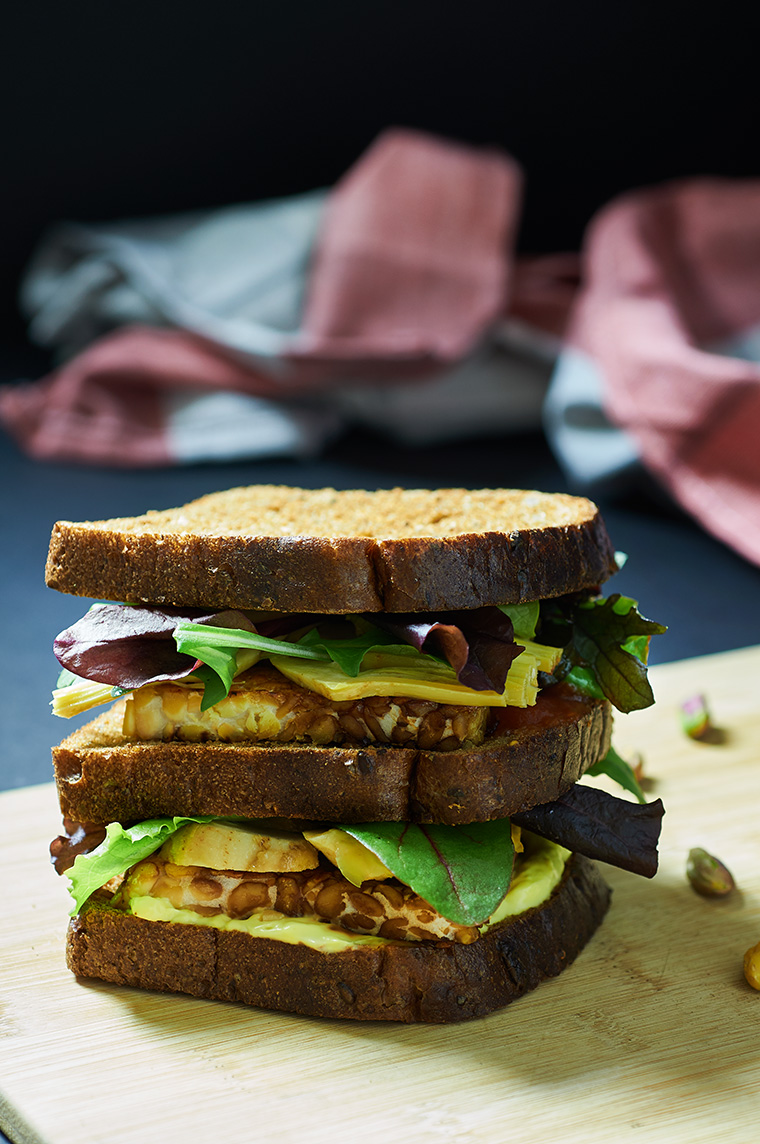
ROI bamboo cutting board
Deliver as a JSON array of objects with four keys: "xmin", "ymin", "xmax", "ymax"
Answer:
[{"xmin": 2, "ymin": 647, "xmax": 759, "ymax": 1144}]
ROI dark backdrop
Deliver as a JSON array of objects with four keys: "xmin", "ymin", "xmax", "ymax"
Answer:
[{"xmin": 3, "ymin": 2, "xmax": 759, "ymax": 341}]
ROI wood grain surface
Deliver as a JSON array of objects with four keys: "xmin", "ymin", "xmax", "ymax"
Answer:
[{"xmin": 2, "ymin": 647, "xmax": 759, "ymax": 1144}]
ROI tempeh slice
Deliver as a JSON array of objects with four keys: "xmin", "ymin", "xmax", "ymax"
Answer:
[
  {"xmin": 123, "ymin": 663, "xmax": 487, "ymax": 749},
  {"xmin": 117, "ymin": 856, "xmax": 480, "ymax": 943}
]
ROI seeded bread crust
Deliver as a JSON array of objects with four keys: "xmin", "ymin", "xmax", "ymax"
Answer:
[
  {"xmin": 45, "ymin": 486, "xmax": 617, "ymax": 611},
  {"xmin": 65, "ymin": 854, "xmax": 611, "ymax": 1023},
  {"xmin": 52, "ymin": 695, "xmax": 612, "ymax": 827}
]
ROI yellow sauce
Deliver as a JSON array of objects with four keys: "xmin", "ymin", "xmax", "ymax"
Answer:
[
  {"xmin": 483, "ymin": 837, "xmax": 570, "ymax": 929},
  {"xmin": 128, "ymin": 895, "xmax": 389, "ymax": 952}
]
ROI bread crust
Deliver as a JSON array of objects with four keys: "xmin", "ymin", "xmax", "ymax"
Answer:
[
  {"xmin": 53, "ymin": 696, "xmax": 612, "ymax": 826},
  {"xmin": 45, "ymin": 486, "xmax": 616, "ymax": 611},
  {"xmin": 65, "ymin": 854, "xmax": 611, "ymax": 1022}
]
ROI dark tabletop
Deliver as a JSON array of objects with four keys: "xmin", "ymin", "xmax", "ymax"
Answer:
[{"xmin": 3, "ymin": 389, "xmax": 760, "ymax": 796}]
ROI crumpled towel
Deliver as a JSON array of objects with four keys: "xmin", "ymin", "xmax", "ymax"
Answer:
[{"xmin": 546, "ymin": 178, "xmax": 760, "ymax": 567}]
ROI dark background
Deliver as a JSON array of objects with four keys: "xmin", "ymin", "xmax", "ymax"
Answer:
[{"xmin": 2, "ymin": 2, "xmax": 760, "ymax": 794}]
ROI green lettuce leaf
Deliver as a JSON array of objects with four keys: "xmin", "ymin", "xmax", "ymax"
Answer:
[
  {"xmin": 342, "ymin": 819, "xmax": 515, "ymax": 926},
  {"xmin": 586, "ymin": 745, "xmax": 647, "ymax": 804},
  {"xmin": 66, "ymin": 816, "xmax": 214, "ymax": 913}
]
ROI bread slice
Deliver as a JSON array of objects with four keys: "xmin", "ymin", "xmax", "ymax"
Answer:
[
  {"xmin": 53, "ymin": 694, "xmax": 612, "ymax": 826},
  {"xmin": 65, "ymin": 854, "xmax": 611, "ymax": 1022},
  {"xmin": 45, "ymin": 485, "xmax": 616, "ymax": 612}
]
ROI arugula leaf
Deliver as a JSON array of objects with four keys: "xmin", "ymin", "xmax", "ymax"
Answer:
[
  {"xmin": 192, "ymin": 663, "xmax": 232, "ymax": 711},
  {"xmin": 556, "ymin": 594, "xmax": 666, "ymax": 713},
  {"xmin": 67, "ymin": 816, "xmax": 215, "ymax": 913},
  {"xmin": 296, "ymin": 624, "xmax": 403, "ymax": 676},
  {"xmin": 342, "ymin": 820, "xmax": 515, "ymax": 926},
  {"xmin": 174, "ymin": 621, "xmax": 333, "ymax": 706},
  {"xmin": 176, "ymin": 620, "xmax": 417, "ymax": 698},
  {"xmin": 174, "ymin": 622, "xmax": 332, "ymax": 664},
  {"xmin": 586, "ymin": 745, "xmax": 647, "ymax": 804},
  {"xmin": 498, "ymin": 601, "xmax": 539, "ymax": 641}
]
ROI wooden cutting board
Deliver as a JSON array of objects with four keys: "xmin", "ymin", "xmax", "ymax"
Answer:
[{"xmin": 2, "ymin": 647, "xmax": 759, "ymax": 1144}]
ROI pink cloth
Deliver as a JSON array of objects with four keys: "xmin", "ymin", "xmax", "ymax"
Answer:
[
  {"xmin": 569, "ymin": 179, "xmax": 760, "ymax": 566},
  {"xmin": 0, "ymin": 327, "xmax": 287, "ymax": 466},
  {"xmin": 296, "ymin": 128, "xmax": 520, "ymax": 362}
]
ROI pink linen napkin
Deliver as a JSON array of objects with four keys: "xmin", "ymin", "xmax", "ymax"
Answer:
[
  {"xmin": 565, "ymin": 179, "xmax": 760, "ymax": 566},
  {"xmin": 0, "ymin": 326, "xmax": 289, "ymax": 466},
  {"xmin": 295, "ymin": 128, "xmax": 520, "ymax": 364}
]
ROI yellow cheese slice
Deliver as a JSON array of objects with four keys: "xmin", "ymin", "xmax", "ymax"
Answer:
[{"xmin": 270, "ymin": 639, "xmax": 561, "ymax": 708}]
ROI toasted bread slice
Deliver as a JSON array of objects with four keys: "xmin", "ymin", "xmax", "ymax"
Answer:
[
  {"xmin": 45, "ymin": 485, "xmax": 616, "ymax": 612},
  {"xmin": 52, "ymin": 692, "xmax": 612, "ymax": 826},
  {"xmin": 66, "ymin": 855, "xmax": 610, "ymax": 1022}
]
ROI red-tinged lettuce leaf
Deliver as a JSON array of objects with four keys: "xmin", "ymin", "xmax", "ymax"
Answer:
[
  {"xmin": 542, "ymin": 593, "xmax": 667, "ymax": 713},
  {"xmin": 568, "ymin": 595, "xmax": 666, "ymax": 712},
  {"xmin": 512, "ymin": 784, "xmax": 664, "ymax": 878},
  {"xmin": 342, "ymin": 819, "xmax": 515, "ymax": 925},
  {"xmin": 367, "ymin": 607, "xmax": 523, "ymax": 692},
  {"xmin": 54, "ymin": 605, "xmax": 256, "ymax": 690}
]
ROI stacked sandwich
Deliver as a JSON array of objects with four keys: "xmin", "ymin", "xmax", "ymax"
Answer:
[{"xmin": 48, "ymin": 486, "xmax": 665, "ymax": 1022}]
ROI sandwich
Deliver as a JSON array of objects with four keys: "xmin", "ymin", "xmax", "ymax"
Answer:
[{"xmin": 47, "ymin": 485, "xmax": 665, "ymax": 1022}]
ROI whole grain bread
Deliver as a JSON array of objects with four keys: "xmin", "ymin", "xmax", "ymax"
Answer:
[
  {"xmin": 66, "ymin": 854, "xmax": 611, "ymax": 1022},
  {"xmin": 45, "ymin": 485, "xmax": 617, "ymax": 612},
  {"xmin": 52, "ymin": 694, "xmax": 612, "ymax": 826}
]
